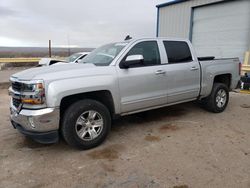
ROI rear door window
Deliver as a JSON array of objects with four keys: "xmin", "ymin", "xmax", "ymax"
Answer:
[{"xmin": 163, "ymin": 41, "xmax": 193, "ymax": 63}]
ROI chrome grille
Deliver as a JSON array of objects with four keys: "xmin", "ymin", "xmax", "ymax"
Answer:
[
  {"xmin": 11, "ymin": 80, "xmax": 22, "ymax": 108},
  {"xmin": 12, "ymin": 82, "xmax": 22, "ymax": 92},
  {"xmin": 12, "ymin": 98, "xmax": 21, "ymax": 108}
]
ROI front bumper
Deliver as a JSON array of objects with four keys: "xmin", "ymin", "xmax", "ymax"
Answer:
[
  {"xmin": 10, "ymin": 105, "xmax": 60, "ymax": 144},
  {"xmin": 11, "ymin": 121, "xmax": 59, "ymax": 144}
]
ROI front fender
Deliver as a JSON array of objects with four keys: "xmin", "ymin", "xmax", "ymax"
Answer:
[{"xmin": 45, "ymin": 75, "xmax": 120, "ymax": 114}]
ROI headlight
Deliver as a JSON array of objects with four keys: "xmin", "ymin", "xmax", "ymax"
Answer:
[{"xmin": 21, "ymin": 82, "xmax": 45, "ymax": 105}]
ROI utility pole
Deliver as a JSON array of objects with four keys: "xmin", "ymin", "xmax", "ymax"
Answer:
[
  {"xmin": 67, "ymin": 34, "xmax": 71, "ymax": 56},
  {"xmin": 49, "ymin": 40, "xmax": 52, "ymax": 57}
]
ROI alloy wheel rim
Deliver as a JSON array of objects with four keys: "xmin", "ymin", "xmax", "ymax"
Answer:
[
  {"xmin": 215, "ymin": 89, "xmax": 227, "ymax": 108},
  {"xmin": 75, "ymin": 110, "xmax": 103, "ymax": 141}
]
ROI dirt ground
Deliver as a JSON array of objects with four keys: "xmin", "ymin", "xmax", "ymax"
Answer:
[{"xmin": 0, "ymin": 89, "xmax": 250, "ymax": 188}]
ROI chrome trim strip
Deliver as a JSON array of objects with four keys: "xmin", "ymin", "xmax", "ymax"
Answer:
[
  {"xmin": 10, "ymin": 77, "xmax": 44, "ymax": 84},
  {"xmin": 20, "ymin": 108, "xmax": 55, "ymax": 116},
  {"xmin": 9, "ymin": 87, "xmax": 21, "ymax": 96},
  {"xmin": 121, "ymin": 98, "xmax": 196, "ymax": 116}
]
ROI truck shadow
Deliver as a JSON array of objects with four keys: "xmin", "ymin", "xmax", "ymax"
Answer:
[
  {"xmin": 15, "ymin": 137, "xmax": 76, "ymax": 152},
  {"xmin": 113, "ymin": 102, "xmax": 195, "ymax": 128},
  {"xmin": 15, "ymin": 102, "xmax": 198, "ymax": 150}
]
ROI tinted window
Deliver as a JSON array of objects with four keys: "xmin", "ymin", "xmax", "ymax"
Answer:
[
  {"xmin": 163, "ymin": 41, "xmax": 192, "ymax": 63},
  {"xmin": 125, "ymin": 41, "xmax": 161, "ymax": 67}
]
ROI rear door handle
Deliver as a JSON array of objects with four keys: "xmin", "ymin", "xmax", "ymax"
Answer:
[
  {"xmin": 190, "ymin": 66, "xmax": 199, "ymax": 71},
  {"xmin": 155, "ymin": 70, "xmax": 166, "ymax": 75}
]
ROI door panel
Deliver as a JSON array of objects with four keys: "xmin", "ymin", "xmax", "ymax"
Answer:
[
  {"xmin": 116, "ymin": 40, "xmax": 168, "ymax": 113},
  {"xmin": 163, "ymin": 40, "xmax": 200, "ymax": 103},
  {"xmin": 166, "ymin": 61, "xmax": 200, "ymax": 103},
  {"xmin": 117, "ymin": 66, "xmax": 167, "ymax": 113}
]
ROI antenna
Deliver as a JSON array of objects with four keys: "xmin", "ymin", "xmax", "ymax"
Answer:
[{"xmin": 124, "ymin": 35, "xmax": 132, "ymax": 41}]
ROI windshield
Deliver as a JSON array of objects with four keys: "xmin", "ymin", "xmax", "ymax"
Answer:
[
  {"xmin": 79, "ymin": 42, "xmax": 128, "ymax": 66},
  {"xmin": 65, "ymin": 53, "xmax": 82, "ymax": 62}
]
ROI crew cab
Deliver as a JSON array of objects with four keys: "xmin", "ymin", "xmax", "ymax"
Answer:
[{"xmin": 9, "ymin": 38, "xmax": 240, "ymax": 149}]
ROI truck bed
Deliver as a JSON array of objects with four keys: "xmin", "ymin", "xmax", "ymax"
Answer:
[{"xmin": 199, "ymin": 58, "xmax": 240, "ymax": 98}]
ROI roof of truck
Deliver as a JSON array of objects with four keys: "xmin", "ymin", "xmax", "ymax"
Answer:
[{"xmin": 124, "ymin": 37, "xmax": 190, "ymax": 43}]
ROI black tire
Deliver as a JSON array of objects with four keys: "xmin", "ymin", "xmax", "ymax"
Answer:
[
  {"xmin": 203, "ymin": 83, "xmax": 229, "ymax": 113},
  {"xmin": 61, "ymin": 99, "xmax": 111, "ymax": 150}
]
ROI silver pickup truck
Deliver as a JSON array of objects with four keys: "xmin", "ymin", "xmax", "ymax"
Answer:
[{"xmin": 9, "ymin": 38, "xmax": 240, "ymax": 149}]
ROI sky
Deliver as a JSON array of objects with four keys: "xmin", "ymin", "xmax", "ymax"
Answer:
[{"xmin": 0, "ymin": 0, "xmax": 170, "ymax": 48}]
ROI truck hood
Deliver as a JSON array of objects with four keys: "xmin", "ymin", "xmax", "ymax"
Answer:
[{"xmin": 11, "ymin": 63, "xmax": 110, "ymax": 81}]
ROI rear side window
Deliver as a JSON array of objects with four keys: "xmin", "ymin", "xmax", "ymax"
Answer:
[{"xmin": 163, "ymin": 41, "xmax": 192, "ymax": 63}]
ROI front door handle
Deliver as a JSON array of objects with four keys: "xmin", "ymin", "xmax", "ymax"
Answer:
[
  {"xmin": 190, "ymin": 66, "xmax": 199, "ymax": 71},
  {"xmin": 155, "ymin": 70, "xmax": 166, "ymax": 75}
]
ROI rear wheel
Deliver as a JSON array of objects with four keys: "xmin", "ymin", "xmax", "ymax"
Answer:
[
  {"xmin": 61, "ymin": 99, "xmax": 111, "ymax": 150},
  {"xmin": 203, "ymin": 83, "xmax": 229, "ymax": 113}
]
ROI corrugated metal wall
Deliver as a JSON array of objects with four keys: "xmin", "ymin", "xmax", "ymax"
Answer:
[
  {"xmin": 158, "ymin": 0, "xmax": 224, "ymax": 38},
  {"xmin": 191, "ymin": 0, "xmax": 250, "ymax": 61}
]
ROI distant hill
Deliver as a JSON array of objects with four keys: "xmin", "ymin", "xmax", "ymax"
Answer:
[{"xmin": 0, "ymin": 47, "xmax": 95, "ymax": 58}]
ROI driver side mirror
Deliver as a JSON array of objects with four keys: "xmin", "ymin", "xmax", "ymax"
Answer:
[{"xmin": 120, "ymin": 55, "xmax": 144, "ymax": 69}]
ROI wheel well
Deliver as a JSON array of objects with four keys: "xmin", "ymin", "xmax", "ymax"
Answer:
[
  {"xmin": 214, "ymin": 74, "xmax": 231, "ymax": 88},
  {"xmin": 60, "ymin": 90, "xmax": 115, "ymax": 119}
]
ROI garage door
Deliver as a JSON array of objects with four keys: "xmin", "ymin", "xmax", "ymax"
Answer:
[{"xmin": 192, "ymin": 0, "xmax": 250, "ymax": 62}]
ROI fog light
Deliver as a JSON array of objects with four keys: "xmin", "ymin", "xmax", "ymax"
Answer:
[{"xmin": 28, "ymin": 117, "xmax": 35, "ymax": 128}]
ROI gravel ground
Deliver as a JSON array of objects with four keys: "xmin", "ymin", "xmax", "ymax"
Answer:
[{"xmin": 0, "ymin": 89, "xmax": 250, "ymax": 188}]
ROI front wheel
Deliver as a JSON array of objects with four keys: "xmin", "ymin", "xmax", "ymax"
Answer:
[
  {"xmin": 203, "ymin": 83, "xmax": 229, "ymax": 113},
  {"xmin": 61, "ymin": 99, "xmax": 111, "ymax": 150}
]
